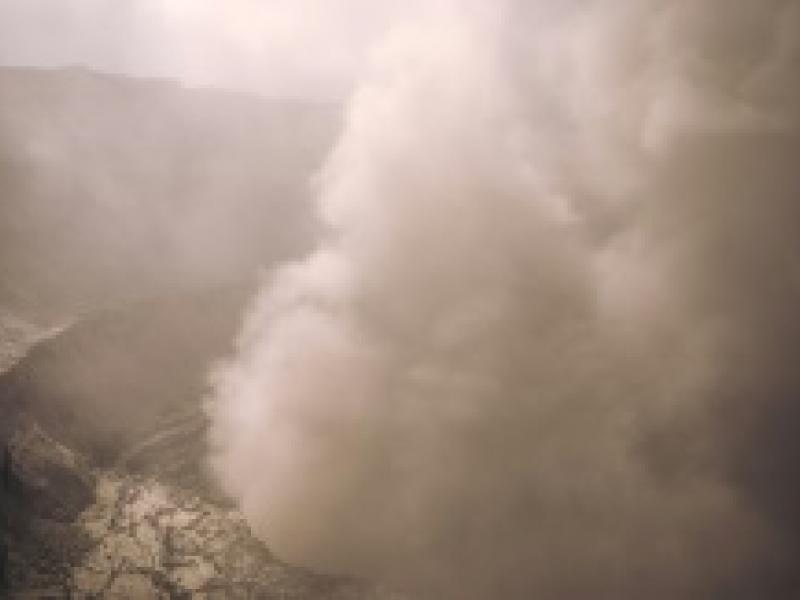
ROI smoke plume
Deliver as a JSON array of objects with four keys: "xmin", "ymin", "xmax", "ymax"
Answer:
[{"xmin": 208, "ymin": 1, "xmax": 800, "ymax": 597}]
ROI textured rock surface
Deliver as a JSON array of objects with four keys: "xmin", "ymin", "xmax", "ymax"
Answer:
[
  {"xmin": 66, "ymin": 474, "xmax": 394, "ymax": 599},
  {"xmin": 4, "ymin": 454, "xmax": 402, "ymax": 598},
  {"xmin": 0, "ymin": 309, "xmax": 409, "ymax": 599},
  {"xmin": 0, "ymin": 309, "xmax": 48, "ymax": 373}
]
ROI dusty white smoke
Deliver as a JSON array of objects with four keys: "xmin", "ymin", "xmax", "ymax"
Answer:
[{"xmin": 208, "ymin": 1, "xmax": 800, "ymax": 597}]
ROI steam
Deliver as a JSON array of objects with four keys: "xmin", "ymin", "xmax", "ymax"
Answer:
[{"xmin": 208, "ymin": 1, "xmax": 800, "ymax": 597}]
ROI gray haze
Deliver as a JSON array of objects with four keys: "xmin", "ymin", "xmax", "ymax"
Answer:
[
  {"xmin": 208, "ymin": 1, "xmax": 800, "ymax": 598},
  {"xmin": 2, "ymin": 0, "xmax": 798, "ymax": 598},
  {"xmin": 0, "ymin": 66, "xmax": 337, "ymax": 322},
  {"xmin": 0, "ymin": 0, "xmax": 438, "ymax": 98}
]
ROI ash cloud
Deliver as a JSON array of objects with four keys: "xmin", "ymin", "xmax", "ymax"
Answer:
[{"xmin": 208, "ymin": 1, "xmax": 800, "ymax": 598}]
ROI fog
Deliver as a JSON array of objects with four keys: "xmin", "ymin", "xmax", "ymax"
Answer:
[
  {"xmin": 2, "ymin": 0, "xmax": 799, "ymax": 598},
  {"xmin": 206, "ymin": 1, "xmax": 800, "ymax": 598},
  {"xmin": 0, "ymin": 66, "xmax": 337, "ymax": 321}
]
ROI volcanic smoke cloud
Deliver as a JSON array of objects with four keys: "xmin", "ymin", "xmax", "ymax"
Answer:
[{"xmin": 208, "ymin": 1, "xmax": 800, "ymax": 598}]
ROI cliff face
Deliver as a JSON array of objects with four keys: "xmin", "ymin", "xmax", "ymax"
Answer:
[
  {"xmin": 0, "ymin": 296, "xmax": 406, "ymax": 599},
  {"xmin": 0, "ymin": 289, "xmax": 249, "ymax": 478},
  {"xmin": 0, "ymin": 66, "xmax": 339, "ymax": 323},
  {"xmin": 1, "ymin": 421, "xmax": 402, "ymax": 598}
]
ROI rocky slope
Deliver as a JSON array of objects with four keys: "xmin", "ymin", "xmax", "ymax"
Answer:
[
  {"xmin": 0, "ymin": 66, "xmax": 338, "ymax": 323},
  {"xmin": 2, "ymin": 420, "xmax": 404, "ymax": 598},
  {"xmin": 0, "ymin": 65, "xmax": 405, "ymax": 598},
  {"xmin": 0, "ymin": 309, "xmax": 50, "ymax": 373},
  {"xmin": 0, "ymin": 300, "xmax": 408, "ymax": 598}
]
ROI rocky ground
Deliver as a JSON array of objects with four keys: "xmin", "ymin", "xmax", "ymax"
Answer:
[
  {"xmin": 0, "ymin": 309, "xmax": 50, "ymax": 373},
  {"xmin": 3, "ymin": 424, "xmax": 401, "ymax": 598},
  {"xmin": 0, "ymin": 310, "xmax": 408, "ymax": 599}
]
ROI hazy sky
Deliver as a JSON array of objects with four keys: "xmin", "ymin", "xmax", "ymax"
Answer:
[{"xmin": 0, "ymin": 0, "xmax": 444, "ymax": 98}]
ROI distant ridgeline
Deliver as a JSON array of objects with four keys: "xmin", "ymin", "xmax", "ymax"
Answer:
[{"xmin": 0, "ymin": 66, "xmax": 339, "ymax": 324}]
